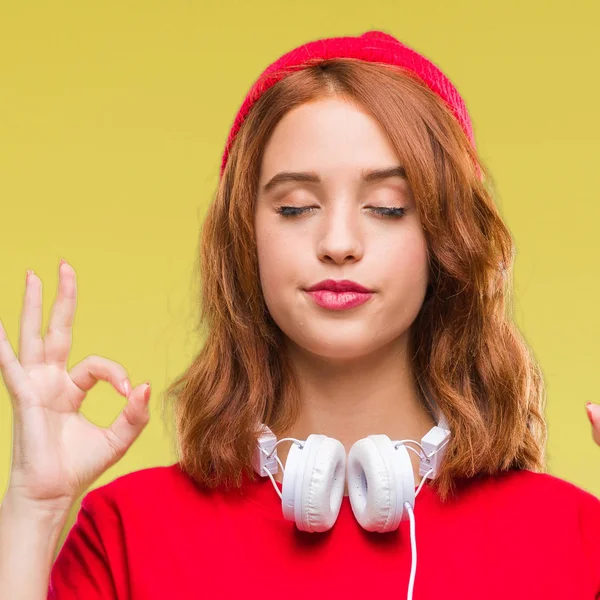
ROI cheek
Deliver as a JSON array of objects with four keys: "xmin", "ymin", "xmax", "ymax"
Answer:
[
  {"xmin": 394, "ymin": 234, "xmax": 429, "ymax": 287},
  {"xmin": 378, "ymin": 220, "xmax": 428, "ymax": 270},
  {"xmin": 255, "ymin": 226, "xmax": 303, "ymax": 311},
  {"xmin": 375, "ymin": 227, "xmax": 430, "ymax": 316}
]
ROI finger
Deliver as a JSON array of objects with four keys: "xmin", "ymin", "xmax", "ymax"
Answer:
[
  {"xmin": 68, "ymin": 354, "xmax": 131, "ymax": 410},
  {"xmin": 0, "ymin": 318, "xmax": 29, "ymax": 403},
  {"xmin": 44, "ymin": 259, "xmax": 77, "ymax": 369},
  {"xmin": 18, "ymin": 269, "xmax": 44, "ymax": 370},
  {"xmin": 586, "ymin": 403, "xmax": 600, "ymax": 446},
  {"xmin": 103, "ymin": 382, "xmax": 151, "ymax": 458}
]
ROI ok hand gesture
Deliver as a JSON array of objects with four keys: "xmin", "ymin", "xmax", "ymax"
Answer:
[{"xmin": 0, "ymin": 259, "xmax": 151, "ymax": 512}]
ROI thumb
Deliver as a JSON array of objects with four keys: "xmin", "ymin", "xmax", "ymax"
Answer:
[
  {"xmin": 104, "ymin": 382, "xmax": 151, "ymax": 459},
  {"xmin": 585, "ymin": 402, "xmax": 600, "ymax": 446}
]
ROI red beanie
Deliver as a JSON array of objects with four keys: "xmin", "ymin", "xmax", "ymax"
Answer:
[{"xmin": 220, "ymin": 30, "xmax": 476, "ymax": 179}]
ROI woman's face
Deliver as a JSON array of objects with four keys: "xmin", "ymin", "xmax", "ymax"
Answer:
[{"xmin": 254, "ymin": 96, "xmax": 430, "ymax": 360}]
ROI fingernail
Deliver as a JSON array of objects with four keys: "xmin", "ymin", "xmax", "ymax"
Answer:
[
  {"xmin": 26, "ymin": 269, "xmax": 33, "ymax": 283},
  {"xmin": 143, "ymin": 382, "xmax": 151, "ymax": 403},
  {"xmin": 122, "ymin": 378, "xmax": 131, "ymax": 396},
  {"xmin": 59, "ymin": 258, "xmax": 67, "ymax": 266}
]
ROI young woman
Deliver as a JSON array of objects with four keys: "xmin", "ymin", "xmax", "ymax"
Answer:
[{"xmin": 1, "ymin": 30, "xmax": 599, "ymax": 600}]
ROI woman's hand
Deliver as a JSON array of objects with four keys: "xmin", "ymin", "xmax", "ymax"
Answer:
[
  {"xmin": 0, "ymin": 259, "xmax": 151, "ymax": 512},
  {"xmin": 586, "ymin": 403, "xmax": 600, "ymax": 446}
]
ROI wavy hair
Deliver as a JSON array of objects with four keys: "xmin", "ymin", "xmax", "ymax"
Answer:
[{"xmin": 161, "ymin": 58, "xmax": 547, "ymax": 501}]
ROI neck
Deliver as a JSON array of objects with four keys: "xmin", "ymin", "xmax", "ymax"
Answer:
[{"xmin": 272, "ymin": 333, "xmax": 436, "ymax": 494}]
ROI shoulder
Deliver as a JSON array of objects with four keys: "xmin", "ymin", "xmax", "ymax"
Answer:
[
  {"xmin": 75, "ymin": 463, "xmax": 257, "ymax": 551},
  {"xmin": 91, "ymin": 462, "xmax": 194, "ymax": 493},
  {"xmin": 512, "ymin": 470, "xmax": 600, "ymax": 585},
  {"xmin": 462, "ymin": 468, "xmax": 599, "ymax": 507},
  {"xmin": 455, "ymin": 470, "xmax": 600, "ymax": 590},
  {"xmin": 514, "ymin": 470, "xmax": 600, "ymax": 530},
  {"xmin": 496, "ymin": 468, "xmax": 599, "ymax": 507},
  {"xmin": 449, "ymin": 468, "xmax": 600, "ymax": 529},
  {"xmin": 458, "ymin": 468, "xmax": 600, "ymax": 539},
  {"xmin": 80, "ymin": 462, "xmax": 211, "ymax": 516}
]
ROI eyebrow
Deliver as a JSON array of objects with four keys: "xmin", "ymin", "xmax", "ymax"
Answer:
[{"xmin": 261, "ymin": 165, "xmax": 407, "ymax": 194}]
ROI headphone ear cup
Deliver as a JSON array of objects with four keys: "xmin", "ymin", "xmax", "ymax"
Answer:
[
  {"xmin": 346, "ymin": 434, "xmax": 415, "ymax": 532},
  {"xmin": 281, "ymin": 434, "xmax": 346, "ymax": 532}
]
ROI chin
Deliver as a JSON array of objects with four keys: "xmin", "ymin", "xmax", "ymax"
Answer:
[{"xmin": 289, "ymin": 329, "xmax": 394, "ymax": 361}]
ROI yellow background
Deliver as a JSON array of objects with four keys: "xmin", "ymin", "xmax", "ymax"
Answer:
[{"xmin": 1, "ymin": 1, "xmax": 599, "ymax": 551}]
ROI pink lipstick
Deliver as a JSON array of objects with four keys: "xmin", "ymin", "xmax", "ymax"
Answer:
[{"xmin": 304, "ymin": 279, "xmax": 374, "ymax": 311}]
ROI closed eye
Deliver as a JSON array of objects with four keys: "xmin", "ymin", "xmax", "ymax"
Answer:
[
  {"xmin": 371, "ymin": 207, "xmax": 406, "ymax": 218},
  {"xmin": 275, "ymin": 206, "xmax": 407, "ymax": 218},
  {"xmin": 275, "ymin": 206, "xmax": 313, "ymax": 217}
]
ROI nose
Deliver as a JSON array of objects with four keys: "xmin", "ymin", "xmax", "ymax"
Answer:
[{"xmin": 316, "ymin": 207, "xmax": 364, "ymax": 264}]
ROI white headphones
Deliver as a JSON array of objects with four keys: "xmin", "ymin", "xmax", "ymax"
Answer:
[
  {"xmin": 251, "ymin": 409, "xmax": 450, "ymax": 599},
  {"xmin": 252, "ymin": 414, "xmax": 450, "ymax": 533}
]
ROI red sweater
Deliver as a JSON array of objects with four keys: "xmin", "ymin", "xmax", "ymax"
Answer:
[{"xmin": 48, "ymin": 463, "xmax": 600, "ymax": 599}]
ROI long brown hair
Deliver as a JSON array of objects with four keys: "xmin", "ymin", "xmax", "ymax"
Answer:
[{"xmin": 161, "ymin": 58, "xmax": 547, "ymax": 501}]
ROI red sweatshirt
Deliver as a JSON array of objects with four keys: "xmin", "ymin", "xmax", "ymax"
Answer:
[{"xmin": 48, "ymin": 463, "xmax": 600, "ymax": 599}]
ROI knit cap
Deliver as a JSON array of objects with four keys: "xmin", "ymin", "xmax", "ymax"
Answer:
[{"xmin": 220, "ymin": 30, "xmax": 475, "ymax": 179}]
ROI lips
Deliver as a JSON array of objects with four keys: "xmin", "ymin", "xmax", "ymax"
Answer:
[
  {"xmin": 303, "ymin": 279, "xmax": 373, "ymax": 311},
  {"xmin": 305, "ymin": 279, "xmax": 372, "ymax": 293}
]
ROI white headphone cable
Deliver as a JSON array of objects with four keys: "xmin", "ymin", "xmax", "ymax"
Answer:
[
  {"xmin": 259, "ymin": 447, "xmax": 285, "ymax": 500},
  {"xmin": 404, "ymin": 501, "xmax": 417, "ymax": 600}
]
